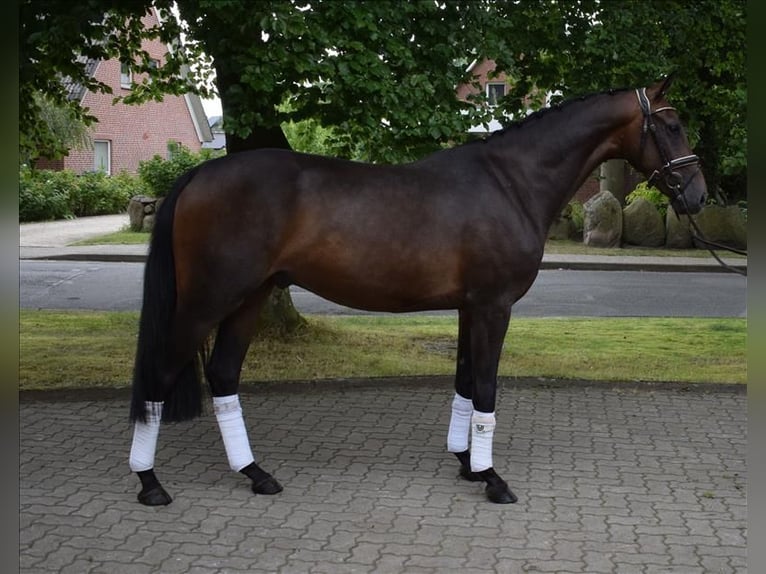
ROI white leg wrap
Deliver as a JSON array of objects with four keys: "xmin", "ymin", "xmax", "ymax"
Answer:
[
  {"xmin": 470, "ymin": 410, "xmax": 496, "ymax": 472},
  {"xmin": 214, "ymin": 394, "xmax": 255, "ymax": 472},
  {"xmin": 447, "ymin": 393, "xmax": 473, "ymax": 452},
  {"xmin": 129, "ymin": 401, "xmax": 163, "ymax": 472}
]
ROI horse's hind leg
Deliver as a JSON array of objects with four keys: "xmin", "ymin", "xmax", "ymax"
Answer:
[
  {"xmin": 205, "ymin": 284, "xmax": 283, "ymax": 496},
  {"xmin": 130, "ymin": 310, "xmax": 216, "ymax": 506}
]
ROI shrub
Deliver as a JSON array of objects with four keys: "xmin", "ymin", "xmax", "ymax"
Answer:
[
  {"xmin": 625, "ymin": 182, "xmax": 669, "ymax": 218},
  {"xmin": 67, "ymin": 170, "xmax": 144, "ymax": 217},
  {"xmin": 19, "ymin": 167, "xmax": 74, "ymax": 221},
  {"xmin": 138, "ymin": 143, "xmax": 222, "ymax": 197},
  {"xmin": 19, "ymin": 166, "xmax": 146, "ymax": 222},
  {"xmin": 568, "ymin": 201, "xmax": 585, "ymax": 234}
]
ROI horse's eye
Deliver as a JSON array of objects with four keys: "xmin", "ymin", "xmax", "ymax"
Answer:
[{"xmin": 668, "ymin": 123, "xmax": 681, "ymax": 134}]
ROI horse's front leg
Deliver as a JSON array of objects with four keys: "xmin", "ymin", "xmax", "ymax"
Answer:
[
  {"xmin": 448, "ymin": 310, "xmax": 482, "ymax": 481},
  {"xmin": 463, "ymin": 302, "xmax": 517, "ymax": 504}
]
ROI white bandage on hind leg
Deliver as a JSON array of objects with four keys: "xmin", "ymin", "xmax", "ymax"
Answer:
[
  {"xmin": 447, "ymin": 393, "xmax": 473, "ymax": 452},
  {"xmin": 470, "ymin": 410, "xmax": 496, "ymax": 472},
  {"xmin": 129, "ymin": 401, "xmax": 163, "ymax": 472},
  {"xmin": 214, "ymin": 394, "xmax": 255, "ymax": 472}
]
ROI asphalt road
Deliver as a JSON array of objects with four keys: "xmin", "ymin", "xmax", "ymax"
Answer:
[{"xmin": 20, "ymin": 260, "xmax": 747, "ymax": 317}]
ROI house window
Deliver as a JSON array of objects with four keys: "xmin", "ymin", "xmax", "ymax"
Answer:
[
  {"xmin": 486, "ymin": 82, "xmax": 506, "ymax": 106},
  {"xmin": 93, "ymin": 140, "xmax": 111, "ymax": 174},
  {"xmin": 120, "ymin": 63, "xmax": 132, "ymax": 89}
]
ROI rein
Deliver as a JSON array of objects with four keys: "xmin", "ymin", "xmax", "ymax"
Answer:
[{"xmin": 636, "ymin": 88, "xmax": 747, "ymax": 277}]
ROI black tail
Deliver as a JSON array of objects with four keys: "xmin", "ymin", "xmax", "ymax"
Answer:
[{"xmin": 130, "ymin": 166, "xmax": 205, "ymax": 423}]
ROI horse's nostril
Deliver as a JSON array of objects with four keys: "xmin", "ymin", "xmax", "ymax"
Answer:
[{"xmin": 700, "ymin": 193, "xmax": 707, "ymax": 206}]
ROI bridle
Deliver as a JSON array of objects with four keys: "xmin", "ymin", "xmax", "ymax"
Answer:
[
  {"xmin": 635, "ymin": 87, "xmax": 700, "ymax": 196},
  {"xmin": 635, "ymin": 88, "xmax": 746, "ymax": 276}
]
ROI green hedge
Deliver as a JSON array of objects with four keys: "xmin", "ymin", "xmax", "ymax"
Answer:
[
  {"xmin": 19, "ymin": 166, "xmax": 146, "ymax": 222},
  {"xmin": 138, "ymin": 144, "xmax": 222, "ymax": 198}
]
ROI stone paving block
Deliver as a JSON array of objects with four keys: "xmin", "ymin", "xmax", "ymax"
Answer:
[{"xmin": 20, "ymin": 379, "xmax": 746, "ymax": 573}]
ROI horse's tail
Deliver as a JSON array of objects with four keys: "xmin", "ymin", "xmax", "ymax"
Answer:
[{"xmin": 130, "ymin": 166, "xmax": 205, "ymax": 423}]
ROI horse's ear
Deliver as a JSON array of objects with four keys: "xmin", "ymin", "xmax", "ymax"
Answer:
[{"xmin": 652, "ymin": 72, "xmax": 677, "ymax": 101}]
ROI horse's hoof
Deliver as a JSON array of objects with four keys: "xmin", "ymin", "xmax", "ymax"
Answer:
[
  {"xmin": 485, "ymin": 481, "xmax": 518, "ymax": 504},
  {"xmin": 252, "ymin": 475, "xmax": 283, "ymax": 495},
  {"xmin": 137, "ymin": 485, "xmax": 172, "ymax": 506},
  {"xmin": 459, "ymin": 465, "xmax": 483, "ymax": 482}
]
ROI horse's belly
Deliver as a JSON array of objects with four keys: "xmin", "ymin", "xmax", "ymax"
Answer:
[{"xmin": 285, "ymin": 260, "xmax": 464, "ymax": 313}]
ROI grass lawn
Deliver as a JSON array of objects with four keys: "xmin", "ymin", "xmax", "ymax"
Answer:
[
  {"xmin": 72, "ymin": 228, "xmax": 150, "ymax": 245},
  {"xmin": 20, "ymin": 311, "xmax": 746, "ymax": 391},
  {"xmin": 76, "ymin": 229, "xmax": 744, "ymax": 259}
]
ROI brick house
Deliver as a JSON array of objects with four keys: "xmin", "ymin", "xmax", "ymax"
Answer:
[{"xmin": 36, "ymin": 7, "xmax": 212, "ymax": 175}]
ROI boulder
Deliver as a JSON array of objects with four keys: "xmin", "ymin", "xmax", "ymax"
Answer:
[
  {"xmin": 127, "ymin": 195, "xmax": 160, "ymax": 232},
  {"xmin": 142, "ymin": 214, "xmax": 156, "ymax": 232},
  {"xmin": 665, "ymin": 206, "xmax": 693, "ymax": 249},
  {"xmin": 583, "ymin": 190, "xmax": 622, "ymax": 247},
  {"xmin": 622, "ymin": 197, "xmax": 665, "ymax": 247},
  {"xmin": 691, "ymin": 205, "xmax": 747, "ymax": 250}
]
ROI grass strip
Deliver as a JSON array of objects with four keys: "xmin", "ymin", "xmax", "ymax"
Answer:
[
  {"xmin": 74, "ymin": 230, "xmax": 743, "ymax": 260},
  {"xmin": 20, "ymin": 311, "xmax": 746, "ymax": 391}
]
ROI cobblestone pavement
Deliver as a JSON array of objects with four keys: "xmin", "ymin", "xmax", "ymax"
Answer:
[{"xmin": 20, "ymin": 378, "xmax": 747, "ymax": 574}]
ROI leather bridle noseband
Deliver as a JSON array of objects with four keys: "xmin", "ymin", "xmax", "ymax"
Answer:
[{"xmin": 635, "ymin": 87, "xmax": 746, "ymax": 275}]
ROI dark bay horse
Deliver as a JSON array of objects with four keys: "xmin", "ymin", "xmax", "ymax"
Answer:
[{"xmin": 128, "ymin": 76, "xmax": 706, "ymax": 505}]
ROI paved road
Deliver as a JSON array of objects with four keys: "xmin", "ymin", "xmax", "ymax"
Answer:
[
  {"xmin": 20, "ymin": 260, "xmax": 747, "ymax": 318},
  {"xmin": 20, "ymin": 378, "xmax": 746, "ymax": 573}
]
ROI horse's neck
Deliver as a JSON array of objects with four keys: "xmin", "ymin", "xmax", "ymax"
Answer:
[{"xmin": 486, "ymin": 93, "xmax": 635, "ymax": 233}]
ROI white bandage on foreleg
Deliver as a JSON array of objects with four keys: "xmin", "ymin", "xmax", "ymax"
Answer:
[
  {"xmin": 470, "ymin": 410, "xmax": 496, "ymax": 472},
  {"xmin": 447, "ymin": 393, "xmax": 473, "ymax": 452},
  {"xmin": 129, "ymin": 401, "xmax": 163, "ymax": 472},
  {"xmin": 214, "ymin": 394, "xmax": 255, "ymax": 472}
]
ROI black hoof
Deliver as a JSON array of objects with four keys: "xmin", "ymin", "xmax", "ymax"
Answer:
[
  {"xmin": 477, "ymin": 467, "xmax": 518, "ymax": 504},
  {"xmin": 137, "ymin": 485, "xmax": 172, "ymax": 506},
  {"xmin": 241, "ymin": 462, "xmax": 283, "ymax": 495},
  {"xmin": 485, "ymin": 481, "xmax": 518, "ymax": 504},
  {"xmin": 252, "ymin": 475, "xmax": 283, "ymax": 495},
  {"xmin": 459, "ymin": 464, "xmax": 483, "ymax": 482}
]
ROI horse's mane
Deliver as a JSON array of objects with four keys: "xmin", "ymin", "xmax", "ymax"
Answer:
[{"xmin": 466, "ymin": 86, "xmax": 634, "ymax": 145}]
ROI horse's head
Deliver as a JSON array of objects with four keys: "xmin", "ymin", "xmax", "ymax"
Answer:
[{"xmin": 629, "ymin": 75, "xmax": 707, "ymax": 215}]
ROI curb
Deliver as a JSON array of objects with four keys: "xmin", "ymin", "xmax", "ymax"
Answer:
[{"xmin": 20, "ymin": 251, "xmax": 748, "ymax": 274}]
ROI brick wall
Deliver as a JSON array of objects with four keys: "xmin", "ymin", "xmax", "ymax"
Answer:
[{"xmin": 58, "ymin": 9, "xmax": 204, "ymax": 175}]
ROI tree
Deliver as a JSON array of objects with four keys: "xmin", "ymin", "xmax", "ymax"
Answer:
[
  {"xmin": 21, "ymin": 0, "xmax": 745, "ymax": 330},
  {"xmin": 172, "ymin": 0, "xmax": 526, "ymax": 333},
  {"xmin": 33, "ymin": 92, "xmax": 94, "ymax": 157},
  {"xmin": 488, "ymin": 0, "xmax": 746, "ymax": 202},
  {"xmin": 22, "ymin": 0, "xmax": 745, "ymax": 191},
  {"xmin": 19, "ymin": 0, "xmax": 212, "ymax": 163}
]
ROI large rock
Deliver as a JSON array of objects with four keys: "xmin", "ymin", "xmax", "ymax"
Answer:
[
  {"xmin": 665, "ymin": 206, "xmax": 693, "ymax": 249},
  {"xmin": 127, "ymin": 195, "xmax": 160, "ymax": 232},
  {"xmin": 622, "ymin": 197, "xmax": 665, "ymax": 247},
  {"xmin": 691, "ymin": 205, "xmax": 747, "ymax": 250},
  {"xmin": 583, "ymin": 190, "xmax": 622, "ymax": 247}
]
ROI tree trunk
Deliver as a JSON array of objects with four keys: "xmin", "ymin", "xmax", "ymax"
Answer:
[
  {"xmin": 216, "ymin": 67, "xmax": 306, "ymax": 337},
  {"xmin": 600, "ymin": 159, "xmax": 627, "ymax": 204}
]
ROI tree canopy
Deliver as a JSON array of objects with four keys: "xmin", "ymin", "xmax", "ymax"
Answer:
[{"xmin": 20, "ymin": 0, "xmax": 746, "ymax": 198}]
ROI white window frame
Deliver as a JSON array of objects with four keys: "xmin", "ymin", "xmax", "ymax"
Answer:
[
  {"xmin": 120, "ymin": 63, "xmax": 132, "ymax": 89},
  {"xmin": 93, "ymin": 140, "xmax": 111, "ymax": 174},
  {"xmin": 486, "ymin": 82, "xmax": 506, "ymax": 107}
]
